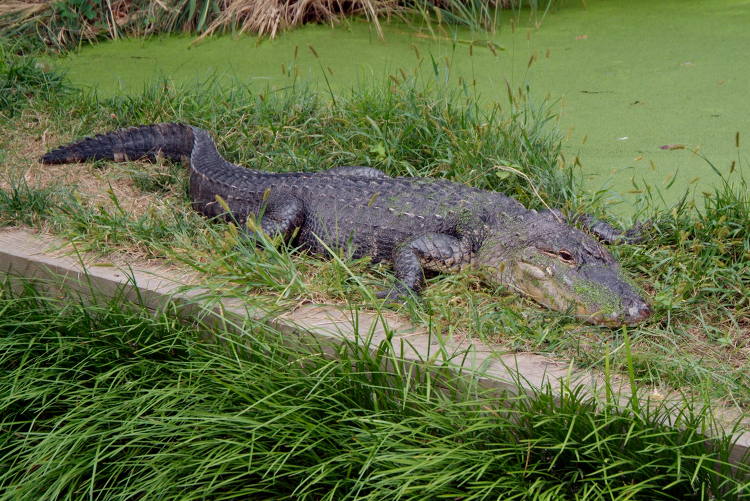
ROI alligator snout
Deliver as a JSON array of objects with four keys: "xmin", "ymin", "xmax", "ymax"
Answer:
[
  {"xmin": 592, "ymin": 297, "xmax": 651, "ymax": 326},
  {"xmin": 576, "ymin": 268, "xmax": 652, "ymax": 326},
  {"xmin": 621, "ymin": 297, "xmax": 653, "ymax": 325}
]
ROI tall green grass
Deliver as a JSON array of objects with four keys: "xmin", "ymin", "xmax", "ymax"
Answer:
[
  {"xmin": 614, "ymin": 150, "xmax": 750, "ymax": 325},
  {"xmin": 1, "ymin": 280, "xmax": 748, "ymax": 500},
  {"xmin": 0, "ymin": 42, "xmax": 68, "ymax": 116}
]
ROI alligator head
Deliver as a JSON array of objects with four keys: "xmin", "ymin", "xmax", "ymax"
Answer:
[{"xmin": 477, "ymin": 211, "xmax": 651, "ymax": 326}]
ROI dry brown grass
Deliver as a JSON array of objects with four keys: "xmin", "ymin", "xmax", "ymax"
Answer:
[
  {"xmin": 1, "ymin": 0, "xmax": 512, "ymax": 50},
  {"xmin": 0, "ymin": 1, "xmax": 49, "ymax": 18},
  {"xmin": 199, "ymin": 0, "xmax": 395, "ymax": 41},
  {"xmin": 0, "ymin": 0, "xmax": 400, "ymax": 44},
  {"xmin": 1, "ymin": 120, "xmax": 177, "ymax": 221}
]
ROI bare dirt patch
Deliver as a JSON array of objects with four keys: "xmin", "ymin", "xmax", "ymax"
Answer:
[{"xmin": 1, "ymin": 121, "xmax": 186, "ymax": 221}]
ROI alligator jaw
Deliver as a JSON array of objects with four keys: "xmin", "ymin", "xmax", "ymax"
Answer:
[
  {"xmin": 507, "ymin": 258, "xmax": 652, "ymax": 326},
  {"xmin": 582, "ymin": 300, "xmax": 652, "ymax": 326},
  {"xmin": 509, "ymin": 260, "xmax": 651, "ymax": 326}
]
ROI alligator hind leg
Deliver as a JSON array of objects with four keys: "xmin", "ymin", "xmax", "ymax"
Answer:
[
  {"xmin": 242, "ymin": 196, "xmax": 306, "ymax": 244},
  {"xmin": 377, "ymin": 233, "xmax": 473, "ymax": 301}
]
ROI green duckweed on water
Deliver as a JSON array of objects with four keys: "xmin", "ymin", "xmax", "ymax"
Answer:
[{"xmin": 51, "ymin": 0, "xmax": 750, "ymax": 211}]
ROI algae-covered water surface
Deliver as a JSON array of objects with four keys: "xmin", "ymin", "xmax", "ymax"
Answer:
[{"xmin": 54, "ymin": 0, "xmax": 750, "ymax": 210}]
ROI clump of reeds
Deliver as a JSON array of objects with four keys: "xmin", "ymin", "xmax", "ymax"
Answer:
[
  {"xmin": 0, "ymin": 0, "xmax": 531, "ymax": 51},
  {"xmin": 200, "ymin": 0, "xmax": 393, "ymax": 41},
  {"xmin": 0, "ymin": 0, "xmax": 398, "ymax": 51}
]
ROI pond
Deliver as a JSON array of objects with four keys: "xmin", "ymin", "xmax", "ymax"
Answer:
[{"xmin": 52, "ymin": 0, "xmax": 750, "ymax": 212}]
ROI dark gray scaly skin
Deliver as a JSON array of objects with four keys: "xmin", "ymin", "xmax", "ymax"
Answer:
[{"xmin": 41, "ymin": 123, "xmax": 652, "ymax": 326}]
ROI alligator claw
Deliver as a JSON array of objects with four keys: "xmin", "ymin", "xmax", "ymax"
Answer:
[
  {"xmin": 375, "ymin": 285, "xmax": 417, "ymax": 303},
  {"xmin": 619, "ymin": 219, "xmax": 653, "ymax": 244}
]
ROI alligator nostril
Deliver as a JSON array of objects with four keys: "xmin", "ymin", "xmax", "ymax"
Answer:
[
  {"xmin": 633, "ymin": 302, "xmax": 652, "ymax": 322},
  {"xmin": 640, "ymin": 303, "xmax": 653, "ymax": 317},
  {"xmin": 622, "ymin": 297, "xmax": 652, "ymax": 324}
]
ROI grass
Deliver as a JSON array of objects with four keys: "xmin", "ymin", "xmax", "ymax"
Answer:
[
  {"xmin": 0, "ymin": 43, "xmax": 68, "ymax": 115},
  {"xmin": 1, "ymin": 279, "xmax": 748, "ymax": 500},
  {"xmin": 2, "ymin": 36, "xmax": 750, "ymax": 497}
]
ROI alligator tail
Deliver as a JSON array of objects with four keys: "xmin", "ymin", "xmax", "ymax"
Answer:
[{"xmin": 40, "ymin": 123, "xmax": 195, "ymax": 165}]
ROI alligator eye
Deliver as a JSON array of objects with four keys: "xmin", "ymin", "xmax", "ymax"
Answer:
[{"xmin": 558, "ymin": 250, "xmax": 575, "ymax": 264}]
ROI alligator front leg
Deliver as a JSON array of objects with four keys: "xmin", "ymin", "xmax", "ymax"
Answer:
[
  {"xmin": 377, "ymin": 233, "xmax": 473, "ymax": 301},
  {"xmin": 573, "ymin": 214, "xmax": 650, "ymax": 244},
  {"xmin": 540, "ymin": 209, "xmax": 649, "ymax": 245}
]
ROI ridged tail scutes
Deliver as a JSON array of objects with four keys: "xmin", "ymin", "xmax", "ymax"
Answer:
[{"xmin": 40, "ymin": 123, "xmax": 195, "ymax": 165}]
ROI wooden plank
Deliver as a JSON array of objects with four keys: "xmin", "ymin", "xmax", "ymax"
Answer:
[{"xmin": 1, "ymin": 228, "xmax": 749, "ymax": 467}]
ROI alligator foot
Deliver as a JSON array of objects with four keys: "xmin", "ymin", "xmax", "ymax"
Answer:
[
  {"xmin": 540, "ymin": 209, "xmax": 651, "ymax": 245},
  {"xmin": 573, "ymin": 214, "xmax": 652, "ymax": 245},
  {"xmin": 375, "ymin": 284, "xmax": 419, "ymax": 303}
]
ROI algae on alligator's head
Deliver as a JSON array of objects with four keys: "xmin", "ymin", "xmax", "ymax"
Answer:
[{"xmin": 572, "ymin": 278, "xmax": 620, "ymax": 316}]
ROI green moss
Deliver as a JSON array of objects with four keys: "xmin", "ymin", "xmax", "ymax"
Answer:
[{"xmin": 572, "ymin": 279, "xmax": 620, "ymax": 315}]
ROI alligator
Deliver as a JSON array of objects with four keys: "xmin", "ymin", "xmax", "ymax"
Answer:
[{"xmin": 41, "ymin": 123, "xmax": 652, "ymax": 326}]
